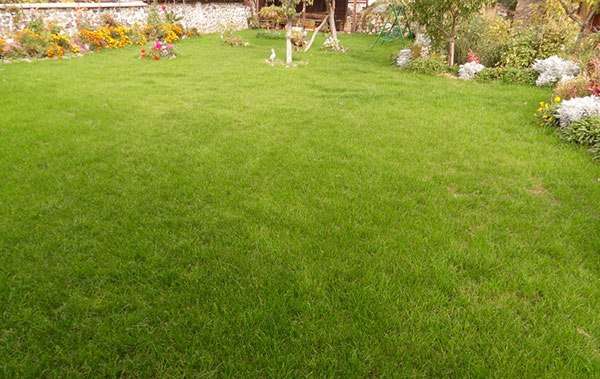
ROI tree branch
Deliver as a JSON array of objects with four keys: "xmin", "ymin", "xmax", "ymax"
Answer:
[{"xmin": 304, "ymin": 15, "xmax": 328, "ymax": 52}]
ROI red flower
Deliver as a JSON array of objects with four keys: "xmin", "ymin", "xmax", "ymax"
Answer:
[{"xmin": 466, "ymin": 49, "xmax": 481, "ymax": 64}]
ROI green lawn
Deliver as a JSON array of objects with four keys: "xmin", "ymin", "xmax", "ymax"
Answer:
[{"xmin": 1, "ymin": 32, "xmax": 599, "ymax": 377}]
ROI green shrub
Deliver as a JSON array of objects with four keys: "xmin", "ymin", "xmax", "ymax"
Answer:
[
  {"xmin": 456, "ymin": 15, "xmax": 511, "ymax": 67},
  {"xmin": 558, "ymin": 117, "xmax": 600, "ymax": 160},
  {"xmin": 405, "ymin": 55, "xmax": 448, "ymax": 75},
  {"xmin": 256, "ymin": 30, "xmax": 284, "ymax": 39},
  {"xmin": 499, "ymin": 9, "xmax": 578, "ymax": 68},
  {"xmin": 476, "ymin": 66, "xmax": 537, "ymax": 85}
]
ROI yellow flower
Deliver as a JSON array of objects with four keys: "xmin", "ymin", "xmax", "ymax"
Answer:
[{"xmin": 554, "ymin": 96, "xmax": 561, "ymax": 103}]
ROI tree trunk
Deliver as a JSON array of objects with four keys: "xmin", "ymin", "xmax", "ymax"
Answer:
[
  {"xmin": 448, "ymin": 37, "xmax": 455, "ymax": 67},
  {"xmin": 327, "ymin": 0, "xmax": 338, "ymax": 41},
  {"xmin": 448, "ymin": 18, "xmax": 456, "ymax": 67},
  {"xmin": 285, "ymin": 19, "xmax": 293, "ymax": 65},
  {"xmin": 305, "ymin": 15, "xmax": 328, "ymax": 52}
]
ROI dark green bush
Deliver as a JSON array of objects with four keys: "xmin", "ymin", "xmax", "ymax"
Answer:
[
  {"xmin": 405, "ymin": 55, "xmax": 449, "ymax": 75},
  {"xmin": 558, "ymin": 117, "xmax": 600, "ymax": 161},
  {"xmin": 255, "ymin": 30, "xmax": 285, "ymax": 40},
  {"xmin": 476, "ymin": 67, "xmax": 537, "ymax": 85}
]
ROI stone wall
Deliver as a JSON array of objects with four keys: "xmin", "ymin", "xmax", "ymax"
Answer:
[{"xmin": 0, "ymin": 1, "xmax": 250, "ymax": 37}]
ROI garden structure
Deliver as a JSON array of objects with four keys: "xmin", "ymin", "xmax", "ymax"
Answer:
[{"xmin": 257, "ymin": 0, "xmax": 348, "ymax": 29}]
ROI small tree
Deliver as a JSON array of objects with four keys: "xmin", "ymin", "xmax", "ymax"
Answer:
[
  {"xmin": 280, "ymin": 0, "xmax": 301, "ymax": 65},
  {"xmin": 411, "ymin": 0, "xmax": 491, "ymax": 66},
  {"xmin": 304, "ymin": 0, "xmax": 344, "ymax": 51}
]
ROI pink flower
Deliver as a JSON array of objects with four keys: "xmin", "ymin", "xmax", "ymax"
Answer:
[
  {"xmin": 167, "ymin": 44, "xmax": 173, "ymax": 50},
  {"xmin": 154, "ymin": 40, "xmax": 162, "ymax": 50}
]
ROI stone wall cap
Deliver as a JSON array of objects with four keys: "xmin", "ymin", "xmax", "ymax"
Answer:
[{"xmin": 0, "ymin": 2, "xmax": 148, "ymax": 10}]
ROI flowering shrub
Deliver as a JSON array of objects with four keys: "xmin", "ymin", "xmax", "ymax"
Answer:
[
  {"xmin": 322, "ymin": 35, "xmax": 346, "ymax": 52},
  {"xmin": 0, "ymin": 5, "xmax": 188, "ymax": 62},
  {"xmin": 456, "ymin": 15, "xmax": 511, "ymax": 67},
  {"xmin": 395, "ymin": 48, "xmax": 412, "ymax": 67},
  {"xmin": 395, "ymin": 40, "xmax": 431, "ymax": 68},
  {"xmin": 553, "ymin": 77, "xmax": 591, "ymax": 100},
  {"xmin": 144, "ymin": 6, "xmax": 185, "ymax": 43},
  {"xmin": 140, "ymin": 40, "xmax": 176, "ymax": 61},
  {"xmin": 1, "ymin": 18, "xmax": 80, "ymax": 60},
  {"xmin": 458, "ymin": 61, "xmax": 485, "ymax": 80},
  {"xmin": 556, "ymin": 96, "xmax": 600, "ymax": 127},
  {"xmin": 79, "ymin": 25, "xmax": 133, "ymax": 50},
  {"xmin": 536, "ymin": 97, "xmax": 562, "ymax": 128},
  {"xmin": 532, "ymin": 56, "xmax": 580, "ymax": 87},
  {"xmin": 537, "ymin": 95, "xmax": 600, "ymax": 160},
  {"xmin": 466, "ymin": 49, "xmax": 480, "ymax": 64}
]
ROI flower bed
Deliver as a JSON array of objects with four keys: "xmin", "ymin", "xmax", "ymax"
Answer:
[
  {"xmin": 0, "ymin": 6, "xmax": 186, "ymax": 61},
  {"xmin": 537, "ymin": 95, "xmax": 600, "ymax": 161}
]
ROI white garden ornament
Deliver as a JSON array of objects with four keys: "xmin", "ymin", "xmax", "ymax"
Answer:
[
  {"xmin": 458, "ymin": 62, "xmax": 485, "ymax": 80},
  {"xmin": 557, "ymin": 96, "xmax": 600, "ymax": 127},
  {"xmin": 532, "ymin": 56, "xmax": 580, "ymax": 87}
]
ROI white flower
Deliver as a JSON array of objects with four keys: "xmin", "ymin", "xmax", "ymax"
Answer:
[
  {"xmin": 395, "ymin": 48, "xmax": 412, "ymax": 67},
  {"xmin": 322, "ymin": 35, "xmax": 345, "ymax": 52},
  {"xmin": 557, "ymin": 96, "xmax": 600, "ymax": 127},
  {"xmin": 532, "ymin": 56, "xmax": 580, "ymax": 87},
  {"xmin": 458, "ymin": 62, "xmax": 485, "ymax": 80}
]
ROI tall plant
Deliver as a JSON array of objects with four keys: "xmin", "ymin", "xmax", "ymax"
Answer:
[
  {"xmin": 410, "ymin": 0, "xmax": 492, "ymax": 66},
  {"xmin": 557, "ymin": 0, "xmax": 599, "ymax": 44}
]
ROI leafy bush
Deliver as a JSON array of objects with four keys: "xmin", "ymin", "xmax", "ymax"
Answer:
[
  {"xmin": 476, "ymin": 67, "xmax": 537, "ymax": 85},
  {"xmin": 455, "ymin": 15, "xmax": 511, "ymax": 67},
  {"xmin": 256, "ymin": 30, "xmax": 285, "ymax": 39},
  {"xmin": 144, "ymin": 6, "xmax": 185, "ymax": 43},
  {"xmin": 500, "ymin": 4, "xmax": 578, "ymax": 69},
  {"xmin": 558, "ymin": 117, "xmax": 600, "ymax": 160},
  {"xmin": 220, "ymin": 25, "xmax": 249, "ymax": 47},
  {"xmin": 553, "ymin": 77, "xmax": 591, "ymax": 100},
  {"xmin": 3, "ymin": 19, "xmax": 79, "ymax": 59},
  {"xmin": 557, "ymin": 96, "xmax": 600, "ymax": 127},
  {"xmin": 1, "ymin": 8, "xmax": 186, "ymax": 61},
  {"xmin": 404, "ymin": 54, "xmax": 448, "ymax": 75},
  {"xmin": 395, "ymin": 48, "xmax": 412, "ymax": 67},
  {"xmin": 458, "ymin": 61, "xmax": 485, "ymax": 80},
  {"xmin": 532, "ymin": 56, "xmax": 580, "ymax": 87},
  {"xmin": 258, "ymin": 5, "xmax": 285, "ymax": 29}
]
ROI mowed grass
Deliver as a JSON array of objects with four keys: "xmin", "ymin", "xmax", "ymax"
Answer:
[{"xmin": 1, "ymin": 32, "xmax": 599, "ymax": 377}]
